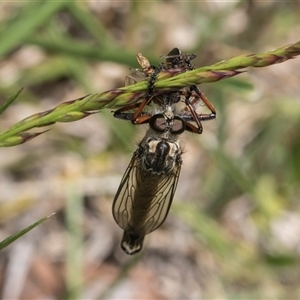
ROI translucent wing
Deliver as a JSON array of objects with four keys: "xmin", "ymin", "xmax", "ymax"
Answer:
[
  {"xmin": 125, "ymin": 70, "xmax": 146, "ymax": 86},
  {"xmin": 112, "ymin": 153, "xmax": 181, "ymax": 236},
  {"xmin": 112, "ymin": 154, "xmax": 139, "ymax": 230},
  {"xmin": 138, "ymin": 164, "xmax": 181, "ymax": 234}
]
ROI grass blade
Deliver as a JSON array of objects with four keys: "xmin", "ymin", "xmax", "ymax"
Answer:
[
  {"xmin": 0, "ymin": 213, "xmax": 55, "ymax": 251},
  {"xmin": 0, "ymin": 1, "xmax": 68, "ymax": 59},
  {"xmin": 0, "ymin": 88, "xmax": 23, "ymax": 115}
]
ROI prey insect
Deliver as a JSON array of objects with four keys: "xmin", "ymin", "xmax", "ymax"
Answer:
[
  {"xmin": 112, "ymin": 105, "xmax": 184, "ymax": 255},
  {"xmin": 114, "ymin": 48, "xmax": 216, "ymax": 134}
]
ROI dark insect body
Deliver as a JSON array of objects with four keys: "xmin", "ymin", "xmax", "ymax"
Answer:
[
  {"xmin": 112, "ymin": 106, "xmax": 184, "ymax": 255},
  {"xmin": 113, "ymin": 48, "xmax": 217, "ymax": 254}
]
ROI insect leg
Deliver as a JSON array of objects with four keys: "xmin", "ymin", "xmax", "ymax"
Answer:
[{"xmin": 113, "ymin": 99, "xmax": 153, "ymax": 124}]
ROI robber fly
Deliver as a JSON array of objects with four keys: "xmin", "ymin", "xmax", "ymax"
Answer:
[
  {"xmin": 112, "ymin": 104, "xmax": 185, "ymax": 255},
  {"xmin": 114, "ymin": 48, "xmax": 216, "ymax": 134},
  {"xmin": 112, "ymin": 49, "xmax": 216, "ymax": 254}
]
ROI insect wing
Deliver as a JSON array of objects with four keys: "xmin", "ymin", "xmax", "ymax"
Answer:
[
  {"xmin": 112, "ymin": 154, "xmax": 182, "ymax": 235},
  {"xmin": 112, "ymin": 154, "xmax": 138, "ymax": 230},
  {"xmin": 125, "ymin": 69, "xmax": 146, "ymax": 86},
  {"xmin": 141, "ymin": 164, "xmax": 181, "ymax": 234}
]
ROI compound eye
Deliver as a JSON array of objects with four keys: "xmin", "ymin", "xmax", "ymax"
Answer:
[
  {"xmin": 150, "ymin": 114, "xmax": 186, "ymax": 134},
  {"xmin": 171, "ymin": 116, "xmax": 186, "ymax": 134},
  {"xmin": 149, "ymin": 114, "xmax": 166, "ymax": 132}
]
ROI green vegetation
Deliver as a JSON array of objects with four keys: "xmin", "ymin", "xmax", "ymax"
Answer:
[{"xmin": 0, "ymin": 1, "xmax": 300, "ymax": 299}]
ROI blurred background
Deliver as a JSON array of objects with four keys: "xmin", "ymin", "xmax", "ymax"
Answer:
[{"xmin": 0, "ymin": 1, "xmax": 300, "ymax": 299}]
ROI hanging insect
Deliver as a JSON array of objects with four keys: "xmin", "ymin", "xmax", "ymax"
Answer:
[
  {"xmin": 112, "ymin": 48, "xmax": 217, "ymax": 254},
  {"xmin": 112, "ymin": 104, "xmax": 185, "ymax": 255},
  {"xmin": 114, "ymin": 48, "xmax": 217, "ymax": 134}
]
